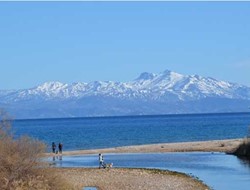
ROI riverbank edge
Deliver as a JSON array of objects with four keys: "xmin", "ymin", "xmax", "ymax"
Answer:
[
  {"xmin": 45, "ymin": 138, "xmax": 243, "ymax": 156},
  {"xmin": 56, "ymin": 168, "xmax": 211, "ymax": 190},
  {"xmin": 47, "ymin": 139, "xmax": 243, "ymax": 190}
]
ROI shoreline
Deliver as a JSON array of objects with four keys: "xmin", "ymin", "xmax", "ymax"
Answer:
[
  {"xmin": 46, "ymin": 138, "xmax": 243, "ymax": 156},
  {"xmin": 57, "ymin": 168, "xmax": 210, "ymax": 190},
  {"xmin": 48, "ymin": 139, "xmax": 244, "ymax": 190}
]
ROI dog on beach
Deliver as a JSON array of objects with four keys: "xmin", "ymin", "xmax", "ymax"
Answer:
[{"xmin": 104, "ymin": 163, "xmax": 113, "ymax": 169}]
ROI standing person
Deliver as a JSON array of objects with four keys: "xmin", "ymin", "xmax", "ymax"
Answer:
[
  {"xmin": 58, "ymin": 142, "xmax": 63, "ymax": 154},
  {"xmin": 52, "ymin": 142, "xmax": 56, "ymax": 154},
  {"xmin": 99, "ymin": 153, "xmax": 104, "ymax": 169}
]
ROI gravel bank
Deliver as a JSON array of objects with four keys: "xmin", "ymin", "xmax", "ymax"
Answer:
[{"xmin": 56, "ymin": 168, "xmax": 210, "ymax": 190}]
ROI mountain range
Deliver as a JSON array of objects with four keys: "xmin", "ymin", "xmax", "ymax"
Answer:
[{"xmin": 1, "ymin": 69, "xmax": 250, "ymax": 119}]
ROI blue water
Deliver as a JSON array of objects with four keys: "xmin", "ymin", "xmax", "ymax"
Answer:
[
  {"xmin": 11, "ymin": 113, "xmax": 250, "ymax": 190},
  {"xmin": 12, "ymin": 112, "xmax": 250, "ymax": 151},
  {"xmin": 49, "ymin": 152, "xmax": 250, "ymax": 190}
]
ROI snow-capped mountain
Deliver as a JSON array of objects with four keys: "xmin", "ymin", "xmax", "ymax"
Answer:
[{"xmin": 1, "ymin": 69, "xmax": 250, "ymax": 119}]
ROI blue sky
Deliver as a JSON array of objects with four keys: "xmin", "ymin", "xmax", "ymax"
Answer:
[{"xmin": 0, "ymin": 2, "xmax": 250, "ymax": 89}]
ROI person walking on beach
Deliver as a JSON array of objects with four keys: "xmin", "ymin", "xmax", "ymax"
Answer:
[
  {"xmin": 99, "ymin": 153, "xmax": 104, "ymax": 169},
  {"xmin": 58, "ymin": 142, "xmax": 63, "ymax": 154},
  {"xmin": 52, "ymin": 142, "xmax": 56, "ymax": 153}
]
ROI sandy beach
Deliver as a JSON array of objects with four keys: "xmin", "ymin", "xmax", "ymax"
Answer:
[{"xmin": 47, "ymin": 138, "xmax": 243, "ymax": 156}]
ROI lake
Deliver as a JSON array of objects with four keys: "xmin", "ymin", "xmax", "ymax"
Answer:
[{"xmin": 13, "ymin": 112, "xmax": 250, "ymax": 151}]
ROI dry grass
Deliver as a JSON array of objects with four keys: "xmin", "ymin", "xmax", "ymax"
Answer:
[{"xmin": 0, "ymin": 110, "xmax": 73, "ymax": 190}]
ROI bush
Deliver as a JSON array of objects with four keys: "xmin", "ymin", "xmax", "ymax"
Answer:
[
  {"xmin": 233, "ymin": 138, "xmax": 250, "ymax": 159},
  {"xmin": 0, "ymin": 110, "xmax": 73, "ymax": 190}
]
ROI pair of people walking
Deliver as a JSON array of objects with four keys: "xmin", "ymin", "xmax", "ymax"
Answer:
[{"xmin": 52, "ymin": 142, "xmax": 63, "ymax": 154}]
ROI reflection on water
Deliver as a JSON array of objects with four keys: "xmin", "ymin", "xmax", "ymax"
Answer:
[
  {"xmin": 48, "ymin": 152, "xmax": 250, "ymax": 190},
  {"xmin": 237, "ymin": 156, "xmax": 250, "ymax": 170},
  {"xmin": 52, "ymin": 155, "xmax": 62, "ymax": 161},
  {"xmin": 51, "ymin": 155, "xmax": 63, "ymax": 167}
]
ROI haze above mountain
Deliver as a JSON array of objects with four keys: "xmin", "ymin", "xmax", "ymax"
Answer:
[{"xmin": 1, "ymin": 69, "xmax": 250, "ymax": 119}]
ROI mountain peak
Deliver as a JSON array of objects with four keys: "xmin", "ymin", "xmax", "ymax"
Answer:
[
  {"xmin": 36, "ymin": 81, "xmax": 67, "ymax": 91},
  {"xmin": 161, "ymin": 69, "xmax": 182, "ymax": 76},
  {"xmin": 162, "ymin": 69, "xmax": 172, "ymax": 75},
  {"xmin": 136, "ymin": 72, "xmax": 156, "ymax": 81}
]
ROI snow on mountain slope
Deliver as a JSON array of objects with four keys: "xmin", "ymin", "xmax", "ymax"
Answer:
[
  {"xmin": 129, "ymin": 69, "xmax": 249, "ymax": 100},
  {"xmin": 1, "ymin": 69, "xmax": 250, "ymax": 119},
  {"xmin": 1, "ymin": 69, "xmax": 250, "ymax": 102}
]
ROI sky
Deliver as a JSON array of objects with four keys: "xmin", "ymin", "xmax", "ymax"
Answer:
[{"xmin": 0, "ymin": 2, "xmax": 250, "ymax": 90}]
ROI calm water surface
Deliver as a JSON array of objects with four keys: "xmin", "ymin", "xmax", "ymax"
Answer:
[
  {"xmin": 13, "ymin": 112, "xmax": 250, "ymax": 151},
  {"xmin": 50, "ymin": 152, "xmax": 250, "ymax": 190}
]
